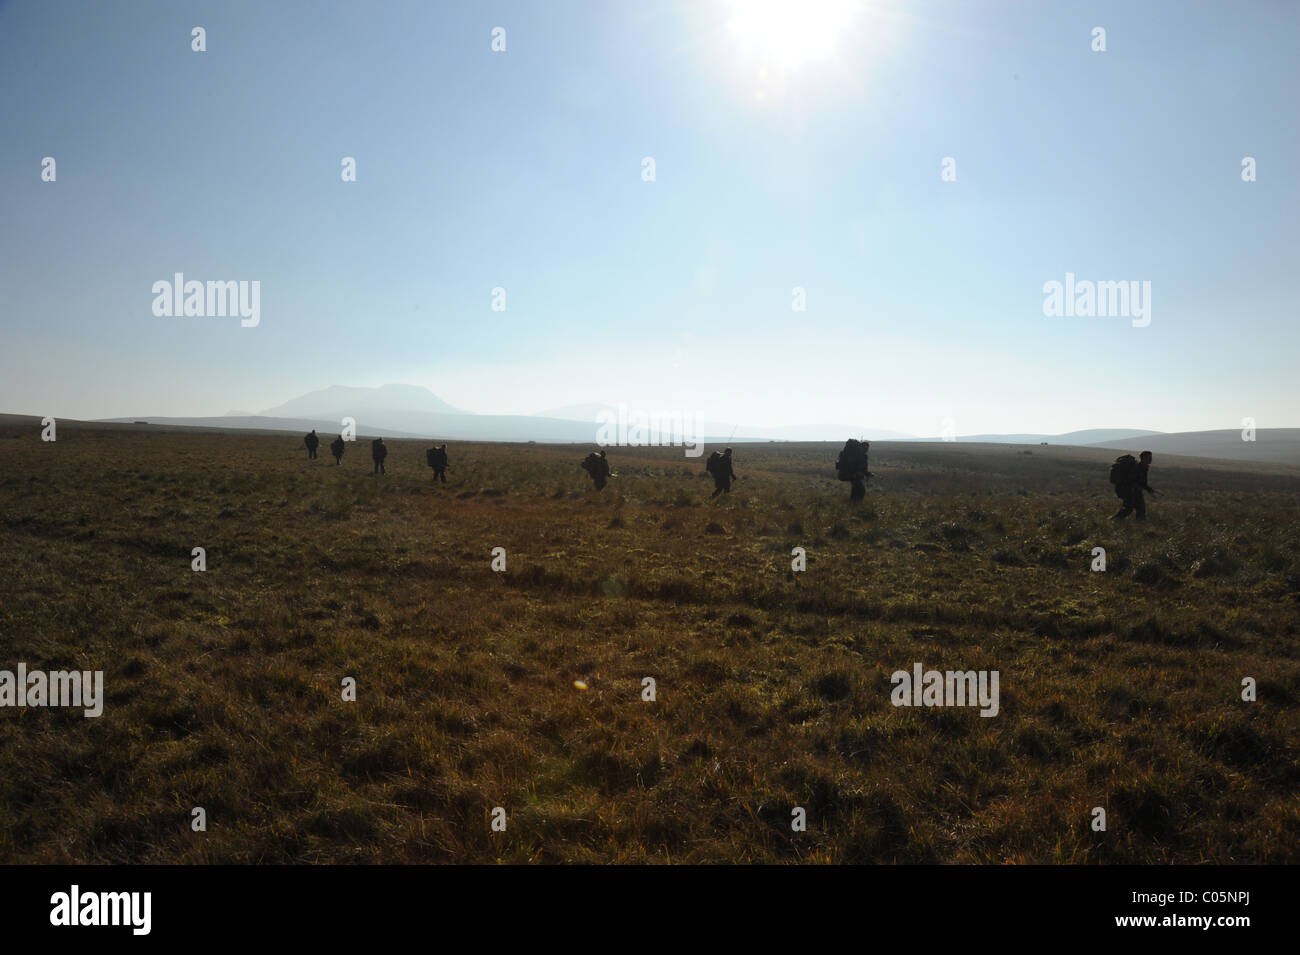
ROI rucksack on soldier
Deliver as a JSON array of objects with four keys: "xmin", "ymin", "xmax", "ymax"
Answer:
[
  {"xmin": 1109, "ymin": 454, "xmax": 1137, "ymax": 486},
  {"xmin": 836, "ymin": 439, "xmax": 867, "ymax": 481},
  {"xmin": 706, "ymin": 450, "xmax": 722, "ymax": 475}
]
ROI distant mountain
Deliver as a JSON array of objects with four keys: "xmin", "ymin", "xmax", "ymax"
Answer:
[
  {"xmin": 90, "ymin": 413, "xmax": 759, "ymax": 448},
  {"xmin": 1086, "ymin": 429, "xmax": 1300, "ymax": 466},
  {"xmin": 78, "ymin": 383, "xmax": 1300, "ymax": 466},
  {"xmin": 68, "ymin": 411, "xmax": 1300, "ymax": 467},
  {"xmin": 532, "ymin": 403, "xmax": 615, "ymax": 421},
  {"xmin": 532, "ymin": 403, "xmax": 913, "ymax": 442},
  {"xmin": 1064, "ymin": 428, "xmax": 1164, "ymax": 444},
  {"xmin": 931, "ymin": 428, "xmax": 1163, "ymax": 444},
  {"xmin": 743, "ymin": 424, "xmax": 916, "ymax": 441},
  {"xmin": 260, "ymin": 384, "xmax": 470, "ymax": 420},
  {"xmin": 97, "ymin": 416, "xmax": 436, "ymax": 438}
]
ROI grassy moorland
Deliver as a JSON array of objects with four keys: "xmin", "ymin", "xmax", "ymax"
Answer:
[{"xmin": 1, "ymin": 422, "xmax": 1297, "ymax": 863}]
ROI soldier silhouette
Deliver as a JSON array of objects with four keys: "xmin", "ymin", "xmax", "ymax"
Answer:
[
  {"xmin": 304, "ymin": 430, "xmax": 320, "ymax": 460},
  {"xmin": 371, "ymin": 437, "xmax": 388, "ymax": 475},
  {"xmin": 1111, "ymin": 450, "xmax": 1157, "ymax": 520},
  {"xmin": 581, "ymin": 449, "xmax": 611, "ymax": 490},
  {"xmin": 329, "ymin": 435, "xmax": 345, "ymax": 465},
  {"xmin": 706, "ymin": 448, "xmax": 737, "ymax": 497},
  {"xmin": 835, "ymin": 439, "xmax": 872, "ymax": 502},
  {"xmin": 426, "ymin": 443, "xmax": 449, "ymax": 483}
]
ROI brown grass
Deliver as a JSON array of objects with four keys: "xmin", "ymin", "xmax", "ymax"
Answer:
[{"xmin": 1, "ymin": 425, "xmax": 1297, "ymax": 863}]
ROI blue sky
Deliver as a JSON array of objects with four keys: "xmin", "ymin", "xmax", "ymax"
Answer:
[{"xmin": 1, "ymin": 0, "xmax": 1296, "ymax": 435}]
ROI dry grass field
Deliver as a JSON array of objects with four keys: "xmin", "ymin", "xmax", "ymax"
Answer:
[{"xmin": 1, "ymin": 422, "xmax": 1297, "ymax": 863}]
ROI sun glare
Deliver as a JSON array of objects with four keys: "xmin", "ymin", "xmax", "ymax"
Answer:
[{"xmin": 726, "ymin": 0, "xmax": 861, "ymax": 71}]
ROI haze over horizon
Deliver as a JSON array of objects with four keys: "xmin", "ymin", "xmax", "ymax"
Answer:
[
  {"xmin": 0, "ymin": 376, "xmax": 1195, "ymax": 441},
  {"xmin": 2, "ymin": 0, "xmax": 1297, "ymax": 434},
  {"xmin": 83, "ymin": 379, "xmax": 1173, "ymax": 441}
]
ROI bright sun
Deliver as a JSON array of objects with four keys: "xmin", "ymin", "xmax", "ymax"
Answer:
[{"xmin": 726, "ymin": 0, "xmax": 861, "ymax": 71}]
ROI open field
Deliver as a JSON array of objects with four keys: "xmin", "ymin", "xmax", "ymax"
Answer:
[{"xmin": 1, "ymin": 423, "xmax": 1298, "ymax": 863}]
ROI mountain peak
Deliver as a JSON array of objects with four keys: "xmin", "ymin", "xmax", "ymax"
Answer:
[{"xmin": 259, "ymin": 384, "xmax": 470, "ymax": 418}]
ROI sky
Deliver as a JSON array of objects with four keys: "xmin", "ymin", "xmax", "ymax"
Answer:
[{"xmin": 1, "ymin": 0, "xmax": 1297, "ymax": 436}]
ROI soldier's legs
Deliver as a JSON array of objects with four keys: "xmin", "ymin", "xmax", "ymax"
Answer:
[
  {"xmin": 1134, "ymin": 490, "xmax": 1146, "ymax": 520},
  {"xmin": 850, "ymin": 478, "xmax": 865, "ymax": 501}
]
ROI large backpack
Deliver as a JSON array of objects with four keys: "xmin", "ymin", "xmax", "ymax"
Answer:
[
  {"xmin": 1109, "ymin": 454, "xmax": 1137, "ymax": 486},
  {"xmin": 705, "ymin": 451, "xmax": 722, "ymax": 476},
  {"xmin": 836, "ymin": 439, "xmax": 868, "ymax": 481}
]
